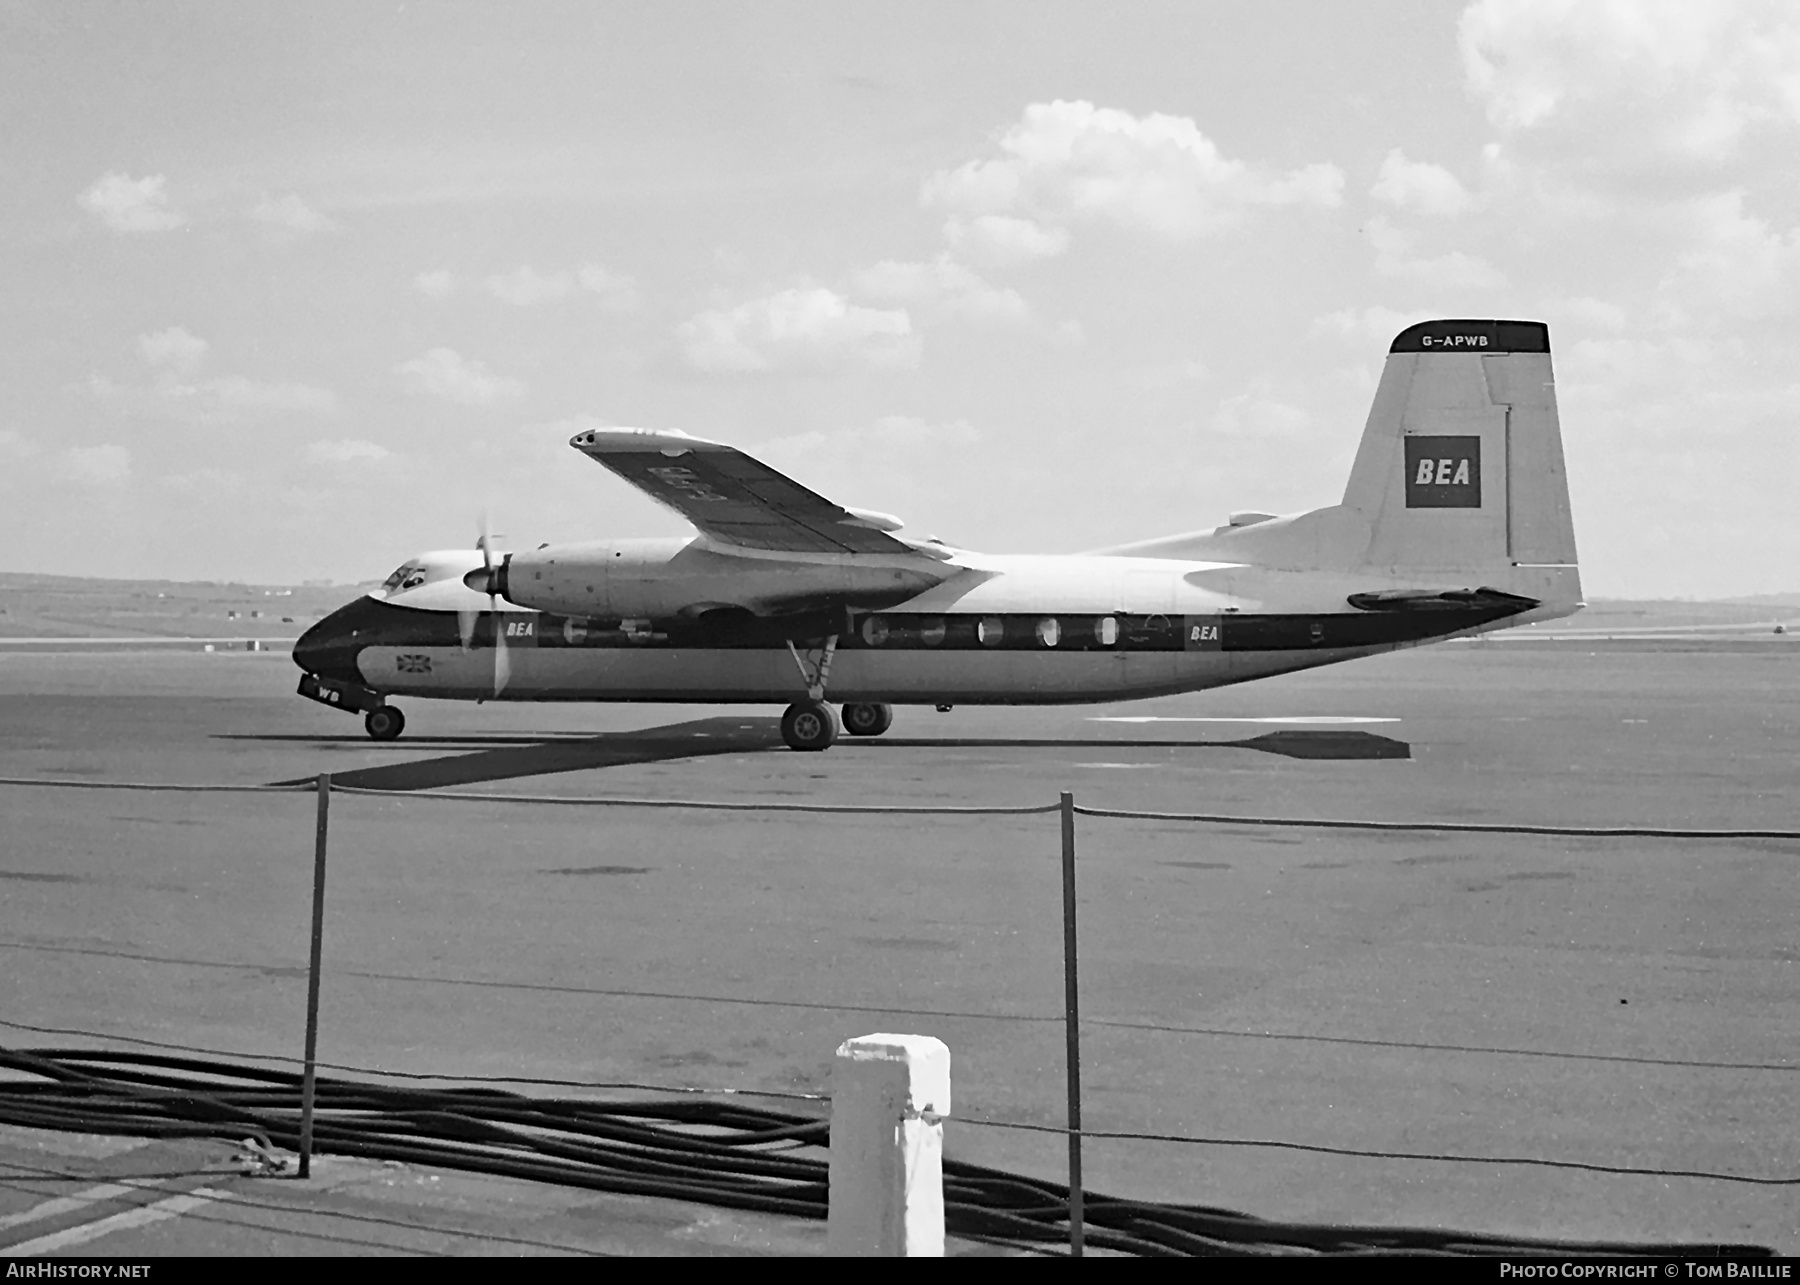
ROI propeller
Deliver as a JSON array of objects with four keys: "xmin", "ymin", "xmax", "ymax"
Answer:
[{"xmin": 458, "ymin": 513, "xmax": 510, "ymax": 699}]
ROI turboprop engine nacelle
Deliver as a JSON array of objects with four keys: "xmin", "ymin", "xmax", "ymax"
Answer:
[{"xmin": 479, "ymin": 537, "xmax": 947, "ymax": 619}]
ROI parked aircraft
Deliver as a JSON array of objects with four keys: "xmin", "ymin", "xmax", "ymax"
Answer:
[{"xmin": 294, "ymin": 319, "xmax": 1582, "ymax": 750}]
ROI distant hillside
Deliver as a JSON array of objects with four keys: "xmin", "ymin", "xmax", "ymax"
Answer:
[{"xmin": 0, "ymin": 572, "xmax": 371, "ymax": 640}]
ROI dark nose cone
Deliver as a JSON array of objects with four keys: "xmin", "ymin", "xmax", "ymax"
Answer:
[{"xmin": 293, "ymin": 610, "xmax": 366, "ymax": 685}]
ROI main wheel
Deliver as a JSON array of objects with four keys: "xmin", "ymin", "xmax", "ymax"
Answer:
[
  {"xmin": 365, "ymin": 706, "xmax": 406, "ymax": 741},
  {"xmin": 780, "ymin": 699, "xmax": 838, "ymax": 751},
  {"xmin": 841, "ymin": 702, "xmax": 893, "ymax": 737}
]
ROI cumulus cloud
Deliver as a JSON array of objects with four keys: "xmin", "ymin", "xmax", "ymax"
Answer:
[
  {"xmin": 483, "ymin": 262, "xmax": 640, "ymax": 309},
  {"xmin": 0, "ymin": 429, "xmax": 41, "ymax": 460},
  {"xmin": 93, "ymin": 327, "xmax": 338, "ymax": 418},
  {"xmin": 78, "ymin": 172, "xmax": 187, "ymax": 233},
  {"xmin": 1209, "ymin": 393, "xmax": 1313, "ymax": 439},
  {"xmin": 1370, "ymin": 150, "xmax": 1474, "ymax": 216},
  {"xmin": 161, "ymin": 467, "xmax": 246, "ymax": 492},
  {"xmin": 414, "ymin": 269, "xmax": 456, "ymax": 299},
  {"xmin": 575, "ymin": 262, "xmax": 640, "ymax": 311},
  {"xmin": 486, "ymin": 264, "xmax": 576, "ymax": 306},
  {"xmin": 394, "ymin": 347, "xmax": 527, "ymax": 404},
  {"xmin": 306, "ymin": 438, "xmax": 393, "ymax": 465},
  {"xmin": 1461, "ymin": 0, "xmax": 1800, "ymax": 164},
  {"xmin": 943, "ymin": 214, "xmax": 1071, "ymax": 265},
  {"xmin": 58, "ymin": 444, "xmax": 131, "ymax": 486},
  {"xmin": 139, "ymin": 326, "xmax": 209, "ymax": 376},
  {"xmin": 760, "ymin": 414, "xmax": 981, "ymax": 460},
  {"xmin": 206, "ymin": 375, "xmax": 338, "ymax": 414},
  {"xmin": 250, "ymin": 193, "xmax": 340, "ymax": 238},
  {"xmin": 922, "ymin": 99, "xmax": 1344, "ymax": 244},
  {"xmin": 1658, "ymin": 190, "xmax": 1800, "ymax": 322},
  {"xmin": 850, "ymin": 256, "xmax": 1031, "ymax": 324},
  {"xmin": 1313, "ymin": 306, "xmax": 1439, "ymax": 346},
  {"xmin": 676, "ymin": 287, "xmax": 920, "ymax": 374},
  {"xmin": 1366, "ymin": 217, "xmax": 1507, "ymax": 289}
]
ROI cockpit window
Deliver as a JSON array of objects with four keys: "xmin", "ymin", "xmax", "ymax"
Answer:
[{"xmin": 382, "ymin": 563, "xmax": 429, "ymax": 594}]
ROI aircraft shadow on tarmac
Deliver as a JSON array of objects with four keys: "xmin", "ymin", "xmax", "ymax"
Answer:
[{"xmin": 244, "ymin": 718, "xmax": 1409, "ymax": 792}]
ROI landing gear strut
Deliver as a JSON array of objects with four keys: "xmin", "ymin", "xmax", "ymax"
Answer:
[
  {"xmin": 364, "ymin": 706, "xmax": 406, "ymax": 742},
  {"xmin": 841, "ymin": 702, "xmax": 893, "ymax": 736},
  {"xmin": 781, "ymin": 699, "xmax": 838, "ymax": 751},
  {"xmin": 781, "ymin": 635, "xmax": 842, "ymax": 752}
]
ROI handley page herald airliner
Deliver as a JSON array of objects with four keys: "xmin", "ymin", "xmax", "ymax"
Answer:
[{"xmin": 294, "ymin": 319, "xmax": 1581, "ymax": 750}]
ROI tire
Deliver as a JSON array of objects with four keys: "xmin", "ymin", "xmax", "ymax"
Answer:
[
  {"xmin": 780, "ymin": 700, "xmax": 838, "ymax": 751},
  {"xmin": 365, "ymin": 706, "xmax": 406, "ymax": 742},
  {"xmin": 841, "ymin": 702, "xmax": 893, "ymax": 737}
]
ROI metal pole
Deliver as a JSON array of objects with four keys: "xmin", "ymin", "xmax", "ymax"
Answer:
[
  {"xmin": 1060, "ymin": 790, "xmax": 1084, "ymax": 1257},
  {"xmin": 299, "ymin": 772, "xmax": 330, "ymax": 1178}
]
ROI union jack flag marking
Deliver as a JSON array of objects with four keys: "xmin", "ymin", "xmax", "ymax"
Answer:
[{"xmin": 396, "ymin": 654, "xmax": 432, "ymax": 673}]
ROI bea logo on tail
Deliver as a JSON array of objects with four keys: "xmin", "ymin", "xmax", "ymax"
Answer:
[{"xmin": 1404, "ymin": 435, "xmax": 1481, "ymax": 508}]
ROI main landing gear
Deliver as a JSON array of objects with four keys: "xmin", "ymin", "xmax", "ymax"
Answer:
[
  {"xmin": 841, "ymin": 702, "xmax": 893, "ymax": 737},
  {"xmin": 779, "ymin": 633, "xmax": 894, "ymax": 751},
  {"xmin": 364, "ymin": 705, "xmax": 406, "ymax": 742},
  {"xmin": 781, "ymin": 699, "xmax": 838, "ymax": 751}
]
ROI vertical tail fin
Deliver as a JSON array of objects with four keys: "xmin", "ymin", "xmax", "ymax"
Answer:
[{"xmin": 1346, "ymin": 320, "xmax": 1576, "ymax": 568}]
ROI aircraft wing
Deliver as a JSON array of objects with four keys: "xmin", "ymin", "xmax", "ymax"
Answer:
[{"xmin": 569, "ymin": 428, "xmax": 916, "ymax": 556}]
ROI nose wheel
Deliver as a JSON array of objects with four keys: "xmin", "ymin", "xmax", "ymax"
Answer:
[
  {"xmin": 364, "ymin": 706, "xmax": 406, "ymax": 742},
  {"xmin": 841, "ymin": 702, "xmax": 893, "ymax": 736},
  {"xmin": 780, "ymin": 699, "xmax": 838, "ymax": 751}
]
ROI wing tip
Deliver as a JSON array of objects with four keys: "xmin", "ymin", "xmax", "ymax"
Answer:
[{"xmin": 568, "ymin": 426, "xmax": 706, "ymax": 450}]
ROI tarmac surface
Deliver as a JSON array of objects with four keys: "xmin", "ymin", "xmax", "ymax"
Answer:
[{"xmin": 1, "ymin": 641, "xmax": 1796, "ymax": 1255}]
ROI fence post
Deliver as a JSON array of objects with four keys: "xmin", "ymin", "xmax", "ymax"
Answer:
[
  {"xmin": 827, "ymin": 1033, "xmax": 951, "ymax": 1256},
  {"xmin": 1061, "ymin": 789, "xmax": 1084, "ymax": 1257},
  {"xmin": 299, "ymin": 772, "xmax": 330, "ymax": 1178}
]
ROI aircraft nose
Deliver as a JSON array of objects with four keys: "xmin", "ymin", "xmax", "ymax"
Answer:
[{"xmin": 293, "ymin": 611, "xmax": 365, "ymax": 685}]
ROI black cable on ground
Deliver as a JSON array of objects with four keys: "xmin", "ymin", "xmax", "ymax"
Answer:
[{"xmin": 0, "ymin": 1048, "xmax": 1774, "ymax": 1258}]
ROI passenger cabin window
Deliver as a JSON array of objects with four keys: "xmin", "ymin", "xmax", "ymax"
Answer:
[
  {"xmin": 1094, "ymin": 616, "xmax": 1119, "ymax": 646},
  {"xmin": 1036, "ymin": 617, "xmax": 1060, "ymax": 647},
  {"xmin": 918, "ymin": 617, "xmax": 947, "ymax": 647},
  {"xmin": 978, "ymin": 616, "xmax": 1004, "ymax": 647},
  {"xmin": 861, "ymin": 615, "xmax": 889, "ymax": 646}
]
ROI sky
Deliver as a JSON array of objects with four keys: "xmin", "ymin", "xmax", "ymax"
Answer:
[{"xmin": 2, "ymin": 0, "xmax": 1796, "ymax": 597}]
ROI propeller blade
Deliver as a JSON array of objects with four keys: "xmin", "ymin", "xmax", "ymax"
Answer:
[
  {"xmin": 492, "ymin": 613, "xmax": 511, "ymax": 697},
  {"xmin": 465, "ymin": 510, "xmax": 498, "ymax": 655},
  {"xmin": 478, "ymin": 509, "xmax": 497, "ymax": 573},
  {"xmin": 471, "ymin": 510, "xmax": 510, "ymax": 696}
]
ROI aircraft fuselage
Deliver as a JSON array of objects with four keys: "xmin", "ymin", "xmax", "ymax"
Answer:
[{"xmin": 295, "ymin": 545, "xmax": 1536, "ymax": 707}]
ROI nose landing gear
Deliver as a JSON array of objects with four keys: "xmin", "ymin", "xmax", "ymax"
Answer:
[{"xmin": 364, "ymin": 706, "xmax": 406, "ymax": 742}]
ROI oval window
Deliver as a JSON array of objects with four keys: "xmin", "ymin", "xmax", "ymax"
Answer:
[
  {"xmin": 918, "ymin": 617, "xmax": 947, "ymax": 647},
  {"xmin": 1095, "ymin": 616, "xmax": 1119, "ymax": 646},
  {"xmin": 563, "ymin": 618, "xmax": 589, "ymax": 645},
  {"xmin": 978, "ymin": 616, "xmax": 1005, "ymax": 647},
  {"xmin": 1036, "ymin": 617, "xmax": 1060, "ymax": 647},
  {"xmin": 861, "ymin": 615, "xmax": 889, "ymax": 647}
]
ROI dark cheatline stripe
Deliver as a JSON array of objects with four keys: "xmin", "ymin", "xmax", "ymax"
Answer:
[{"xmin": 295, "ymin": 598, "xmax": 1524, "ymax": 673}]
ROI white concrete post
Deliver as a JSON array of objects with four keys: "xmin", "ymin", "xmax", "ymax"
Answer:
[{"xmin": 827, "ymin": 1033, "xmax": 951, "ymax": 1257}]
